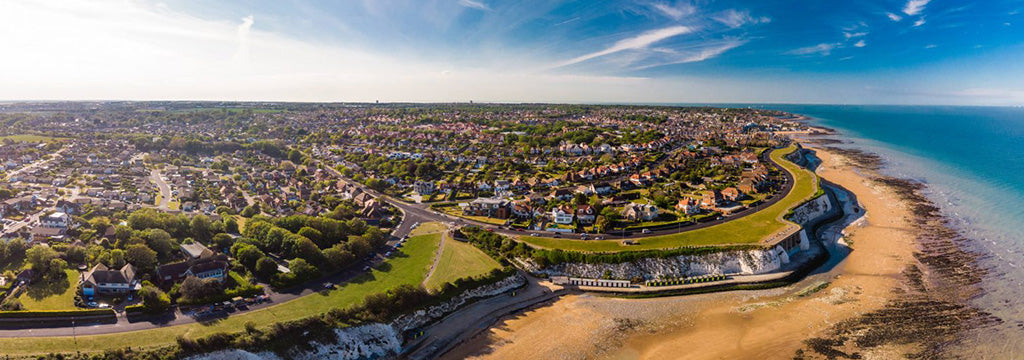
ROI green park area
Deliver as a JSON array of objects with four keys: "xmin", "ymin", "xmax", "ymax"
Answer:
[
  {"xmin": 424, "ymin": 236, "xmax": 502, "ymax": 291},
  {"xmin": 0, "ymin": 223, "xmax": 448, "ymax": 356},
  {"xmin": 517, "ymin": 145, "xmax": 818, "ymax": 252}
]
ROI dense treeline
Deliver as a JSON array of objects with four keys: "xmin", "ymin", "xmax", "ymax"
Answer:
[{"xmin": 237, "ymin": 215, "xmax": 386, "ymax": 288}]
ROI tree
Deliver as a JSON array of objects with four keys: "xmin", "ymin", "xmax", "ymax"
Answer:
[
  {"xmin": 235, "ymin": 244, "xmax": 265, "ymax": 269},
  {"xmin": 89, "ymin": 216, "xmax": 112, "ymax": 233},
  {"xmin": 224, "ymin": 217, "xmax": 239, "ymax": 234},
  {"xmin": 142, "ymin": 229, "xmax": 175, "ymax": 259},
  {"xmin": 125, "ymin": 244, "xmax": 158, "ymax": 273},
  {"xmin": 297, "ymin": 227, "xmax": 322, "ymax": 246},
  {"xmin": 139, "ymin": 283, "xmax": 171, "ymax": 313},
  {"xmin": 288, "ymin": 258, "xmax": 318, "ymax": 281},
  {"xmin": 114, "ymin": 225, "xmax": 134, "ymax": 242},
  {"xmin": 190, "ymin": 214, "xmax": 212, "ymax": 243},
  {"xmin": 179, "ymin": 276, "xmax": 222, "ymax": 302},
  {"xmin": 47, "ymin": 258, "xmax": 67, "ymax": 279},
  {"xmin": 255, "ymin": 256, "xmax": 278, "ymax": 279},
  {"xmin": 323, "ymin": 245, "xmax": 356, "ymax": 269},
  {"xmin": 594, "ymin": 215, "xmax": 610, "ymax": 233},
  {"xmin": 240, "ymin": 205, "xmax": 259, "ymax": 218},
  {"xmin": 211, "ymin": 233, "xmax": 235, "ymax": 252},
  {"xmin": 26, "ymin": 246, "xmax": 59, "ymax": 275}
]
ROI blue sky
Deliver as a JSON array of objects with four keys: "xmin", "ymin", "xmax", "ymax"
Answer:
[{"xmin": 1, "ymin": 0, "xmax": 1023, "ymax": 104}]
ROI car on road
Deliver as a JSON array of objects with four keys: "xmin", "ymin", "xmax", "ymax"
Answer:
[
  {"xmin": 594, "ymin": 236, "xmax": 604, "ymax": 240},
  {"xmin": 641, "ymin": 229, "xmax": 651, "ymax": 234},
  {"xmin": 87, "ymin": 301, "xmax": 98, "ymax": 308},
  {"xmin": 323, "ymin": 283, "xmax": 335, "ymax": 290},
  {"xmin": 530, "ymin": 233, "xmax": 539, "ymax": 236}
]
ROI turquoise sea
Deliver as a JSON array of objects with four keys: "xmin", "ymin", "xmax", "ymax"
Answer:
[{"xmin": 753, "ymin": 104, "xmax": 1024, "ymax": 357}]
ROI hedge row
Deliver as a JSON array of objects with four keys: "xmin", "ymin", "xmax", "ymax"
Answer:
[{"xmin": 0, "ymin": 308, "xmax": 115, "ymax": 318}]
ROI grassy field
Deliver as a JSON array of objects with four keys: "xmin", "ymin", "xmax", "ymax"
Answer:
[
  {"xmin": 0, "ymin": 134, "xmax": 66, "ymax": 143},
  {"xmin": 424, "ymin": 237, "xmax": 501, "ymax": 291},
  {"xmin": 0, "ymin": 223, "xmax": 446, "ymax": 356},
  {"xmin": 517, "ymin": 145, "xmax": 817, "ymax": 252},
  {"xmin": 17, "ymin": 270, "xmax": 79, "ymax": 311}
]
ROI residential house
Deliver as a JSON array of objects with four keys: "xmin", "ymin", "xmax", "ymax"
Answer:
[
  {"xmin": 81, "ymin": 263, "xmax": 140, "ymax": 296},
  {"xmin": 465, "ymin": 197, "xmax": 510, "ymax": 219},
  {"xmin": 622, "ymin": 203, "xmax": 660, "ymax": 222},
  {"xmin": 721, "ymin": 187, "xmax": 744, "ymax": 201},
  {"xmin": 551, "ymin": 206, "xmax": 574, "ymax": 225},
  {"xmin": 701, "ymin": 190, "xmax": 724, "ymax": 209},
  {"xmin": 675, "ymin": 198, "xmax": 701, "ymax": 215},
  {"xmin": 41, "ymin": 212, "xmax": 70, "ymax": 228},
  {"xmin": 575, "ymin": 205, "xmax": 596, "ymax": 224}
]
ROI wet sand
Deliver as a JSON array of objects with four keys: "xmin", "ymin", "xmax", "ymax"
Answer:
[{"xmin": 445, "ymin": 145, "xmax": 985, "ymax": 360}]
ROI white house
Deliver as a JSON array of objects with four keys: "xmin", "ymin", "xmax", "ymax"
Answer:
[
  {"xmin": 551, "ymin": 206, "xmax": 575, "ymax": 225},
  {"xmin": 41, "ymin": 212, "xmax": 70, "ymax": 228},
  {"xmin": 81, "ymin": 263, "xmax": 140, "ymax": 296}
]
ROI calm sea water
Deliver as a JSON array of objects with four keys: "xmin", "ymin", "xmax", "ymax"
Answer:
[{"xmin": 753, "ymin": 104, "xmax": 1024, "ymax": 357}]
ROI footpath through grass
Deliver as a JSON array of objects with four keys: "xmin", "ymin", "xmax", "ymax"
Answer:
[
  {"xmin": 518, "ymin": 145, "xmax": 817, "ymax": 252},
  {"xmin": 424, "ymin": 237, "xmax": 502, "ymax": 291},
  {"xmin": 0, "ymin": 223, "xmax": 446, "ymax": 356}
]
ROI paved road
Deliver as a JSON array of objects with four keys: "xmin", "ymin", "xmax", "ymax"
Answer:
[
  {"xmin": 149, "ymin": 169, "xmax": 171, "ymax": 210},
  {"xmin": 4, "ymin": 146, "xmax": 68, "ymax": 181}
]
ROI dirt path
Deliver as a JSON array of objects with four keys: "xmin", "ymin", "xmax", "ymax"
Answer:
[{"xmin": 422, "ymin": 228, "xmax": 449, "ymax": 287}]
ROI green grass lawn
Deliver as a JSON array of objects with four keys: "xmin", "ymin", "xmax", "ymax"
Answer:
[
  {"xmin": 17, "ymin": 270, "xmax": 79, "ymax": 311},
  {"xmin": 0, "ymin": 223, "xmax": 446, "ymax": 356},
  {"xmin": 517, "ymin": 145, "xmax": 817, "ymax": 252},
  {"xmin": 0, "ymin": 134, "xmax": 67, "ymax": 143},
  {"xmin": 424, "ymin": 238, "xmax": 501, "ymax": 291}
]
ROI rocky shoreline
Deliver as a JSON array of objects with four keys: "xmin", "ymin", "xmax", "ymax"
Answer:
[{"xmin": 796, "ymin": 146, "xmax": 1001, "ymax": 359}]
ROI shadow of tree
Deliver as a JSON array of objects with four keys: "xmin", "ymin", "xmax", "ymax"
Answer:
[{"xmin": 24, "ymin": 273, "xmax": 70, "ymax": 300}]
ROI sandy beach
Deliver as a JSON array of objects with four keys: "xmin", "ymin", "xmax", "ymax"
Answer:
[{"xmin": 444, "ymin": 144, "xmax": 959, "ymax": 360}]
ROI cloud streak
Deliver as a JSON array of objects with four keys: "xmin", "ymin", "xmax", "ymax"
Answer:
[
  {"xmin": 458, "ymin": 0, "xmax": 489, "ymax": 11},
  {"xmin": 903, "ymin": 0, "xmax": 930, "ymax": 16},
  {"xmin": 634, "ymin": 40, "xmax": 746, "ymax": 70},
  {"xmin": 651, "ymin": 2, "xmax": 696, "ymax": 21},
  {"xmin": 554, "ymin": 25, "xmax": 694, "ymax": 68},
  {"xmin": 713, "ymin": 9, "xmax": 770, "ymax": 28},
  {"xmin": 787, "ymin": 43, "xmax": 839, "ymax": 56}
]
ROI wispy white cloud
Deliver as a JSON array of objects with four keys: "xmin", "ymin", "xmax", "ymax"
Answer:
[
  {"xmin": 903, "ymin": 0, "xmax": 930, "ymax": 16},
  {"xmin": 458, "ymin": 0, "xmax": 489, "ymax": 11},
  {"xmin": 886, "ymin": 12, "xmax": 903, "ymax": 21},
  {"xmin": 650, "ymin": 2, "xmax": 696, "ymax": 21},
  {"xmin": 844, "ymin": 31, "xmax": 868, "ymax": 39},
  {"xmin": 854, "ymin": 40, "xmax": 866, "ymax": 48},
  {"xmin": 914, "ymin": 17, "xmax": 926, "ymax": 26},
  {"xmin": 634, "ymin": 39, "xmax": 746, "ymax": 69},
  {"xmin": 554, "ymin": 25, "xmax": 694, "ymax": 68},
  {"xmin": 787, "ymin": 43, "xmax": 839, "ymax": 56},
  {"xmin": 713, "ymin": 9, "xmax": 770, "ymax": 29}
]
